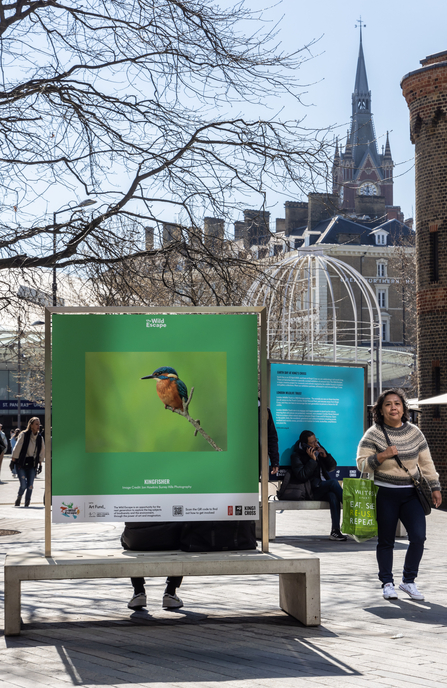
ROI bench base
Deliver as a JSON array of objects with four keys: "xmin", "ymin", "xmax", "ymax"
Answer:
[{"xmin": 4, "ymin": 543, "xmax": 320, "ymax": 635}]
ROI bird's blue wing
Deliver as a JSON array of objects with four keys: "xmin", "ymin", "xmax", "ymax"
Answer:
[{"xmin": 176, "ymin": 379, "xmax": 188, "ymax": 401}]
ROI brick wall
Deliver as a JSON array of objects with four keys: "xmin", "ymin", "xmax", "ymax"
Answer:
[{"xmin": 401, "ymin": 55, "xmax": 447, "ymax": 492}]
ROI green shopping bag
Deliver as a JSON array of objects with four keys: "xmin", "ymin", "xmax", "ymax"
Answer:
[{"xmin": 342, "ymin": 476, "xmax": 378, "ymax": 542}]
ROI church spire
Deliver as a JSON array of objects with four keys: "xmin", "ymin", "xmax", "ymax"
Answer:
[
  {"xmin": 350, "ymin": 23, "xmax": 379, "ymax": 169},
  {"xmin": 354, "ymin": 20, "xmax": 369, "ymax": 96},
  {"xmin": 383, "ymin": 130, "xmax": 392, "ymax": 160}
]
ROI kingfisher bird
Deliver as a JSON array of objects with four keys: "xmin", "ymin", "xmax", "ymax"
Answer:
[{"xmin": 141, "ymin": 366, "xmax": 188, "ymax": 410}]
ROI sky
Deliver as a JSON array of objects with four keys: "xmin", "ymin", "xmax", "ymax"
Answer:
[
  {"xmin": 11, "ymin": 0, "xmax": 447, "ymax": 234},
  {"xmin": 240, "ymin": 0, "xmax": 447, "ymax": 225}
]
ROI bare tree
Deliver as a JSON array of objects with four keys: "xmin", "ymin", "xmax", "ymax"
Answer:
[{"xmin": 0, "ymin": 0, "xmax": 330, "ymax": 310}]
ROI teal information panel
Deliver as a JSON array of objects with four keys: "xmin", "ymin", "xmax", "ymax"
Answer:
[
  {"xmin": 52, "ymin": 313, "xmax": 259, "ymax": 523},
  {"xmin": 270, "ymin": 361, "xmax": 366, "ymax": 479}
]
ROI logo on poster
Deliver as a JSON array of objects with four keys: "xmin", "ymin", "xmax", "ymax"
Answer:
[
  {"xmin": 60, "ymin": 502, "xmax": 80, "ymax": 519},
  {"xmin": 228, "ymin": 506, "xmax": 233, "ymax": 516},
  {"xmin": 146, "ymin": 318, "xmax": 167, "ymax": 329},
  {"xmin": 244, "ymin": 505, "xmax": 256, "ymax": 515},
  {"xmin": 235, "ymin": 506, "xmax": 242, "ymax": 516}
]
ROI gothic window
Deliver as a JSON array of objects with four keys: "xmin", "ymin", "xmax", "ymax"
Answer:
[{"xmin": 357, "ymin": 98, "xmax": 368, "ymax": 110}]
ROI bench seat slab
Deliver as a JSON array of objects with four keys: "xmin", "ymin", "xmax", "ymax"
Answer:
[{"xmin": 4, "ymin": 543, "xmax": 320, "ymax": 635}]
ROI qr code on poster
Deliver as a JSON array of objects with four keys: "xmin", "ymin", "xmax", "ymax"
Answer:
[{"xmin": 172, "ymin": 505, "xmax": 184, "ymax": 517}]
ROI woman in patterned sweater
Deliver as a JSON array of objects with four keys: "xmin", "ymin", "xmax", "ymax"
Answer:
[{"xmin": 357, "ymin": 389, "xmax": 441, "ymax": 602}]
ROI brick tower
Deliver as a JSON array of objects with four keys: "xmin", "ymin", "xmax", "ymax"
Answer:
[{"xmin": 401, "ymin": 51, "xmax": 447, "ymax": 491}]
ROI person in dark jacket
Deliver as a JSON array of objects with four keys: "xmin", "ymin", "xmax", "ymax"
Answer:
[{"xmin": 290, "ymin": 430, "xmax": 347, "ymax": 541}]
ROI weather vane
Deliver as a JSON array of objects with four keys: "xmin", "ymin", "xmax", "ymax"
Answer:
[{"xmin": 355, "ymin": 17, "xmax": 366, "ymax": 35}]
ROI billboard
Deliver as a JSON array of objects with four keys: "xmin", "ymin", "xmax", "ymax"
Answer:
[
  {"xmin": 51, "ymin": 313, "xmax": 259, "ymax": 523},
  {"xmin": 269, "ymin": 361, "xmax": 366, "ymax": 479}
]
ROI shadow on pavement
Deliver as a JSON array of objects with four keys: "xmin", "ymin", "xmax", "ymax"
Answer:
[
  {"xmin": 3, "ymin": 618, "xmax": 360, "ymax": 683},
  {"xmin": 365, "ymin": 598, "xmax": 447, "ymax": 626}
]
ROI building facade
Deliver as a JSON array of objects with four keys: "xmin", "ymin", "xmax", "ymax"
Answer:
[
  {"xmin": 401, "ymin": 50, "xmax": 447, "ymax": 492},
  {"xmin": 231, "ymin": 31, "xmax": 416, "ymax": 391}
]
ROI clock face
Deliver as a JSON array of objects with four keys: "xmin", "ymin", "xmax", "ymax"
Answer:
[{"xmin": 359, "ymin": 182, "xmax": 378, "ymax": 196}]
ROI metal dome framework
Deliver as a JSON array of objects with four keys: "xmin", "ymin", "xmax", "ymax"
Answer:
[{"xmin": 247, "ymin": 248, "xmax": 383, "ymax": 404}]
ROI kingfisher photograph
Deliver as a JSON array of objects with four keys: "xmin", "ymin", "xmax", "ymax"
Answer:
[{"xmin": 85, "ymin": 351, "xmax": 228, "ymax": 453}]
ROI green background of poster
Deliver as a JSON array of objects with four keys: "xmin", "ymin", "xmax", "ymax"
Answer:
[
  {"xmin": 85, "ymin": 351, "xmax": 227, "ymax": 452},
  {"xmin": 52, "ymin": 313, "xmax": 258, "ymax": 496}
]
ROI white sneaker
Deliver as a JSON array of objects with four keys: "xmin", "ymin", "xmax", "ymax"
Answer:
[
  {"xmin": 383, "ymin": 583, "xmax": 398, "ymax": 600},
  {"xmin": 128, "ymin": 592, "xmax": 147, "ymax": 609},
  {"xmin": 162, "ymin": 592, "xmax": 183, "ymax": 609},
  {"xmin": 399, "ymin": 581, "xmax": 424, "ymax": 601}
]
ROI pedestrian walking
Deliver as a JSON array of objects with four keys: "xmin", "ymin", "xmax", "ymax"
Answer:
[
  {"xmin": 11, "ymin": 417, "xmax": 45, "ymax": 507},
  {"xmin": 0, "ymin": 423, "xmax": 7, "ymax": 482},
  {"xmin": 357, "ymin": 388, "xmax": 442, "ymax": 601}
]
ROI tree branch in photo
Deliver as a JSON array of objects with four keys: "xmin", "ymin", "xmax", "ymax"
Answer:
[{"xmin": 165, "ymin": 387, "xmax": 223, "ymax": 452}]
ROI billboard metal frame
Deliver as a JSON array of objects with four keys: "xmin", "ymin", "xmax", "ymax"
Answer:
[{"xmin": 44, "ymin": 306, "xmax": 268, "ymax": 556}]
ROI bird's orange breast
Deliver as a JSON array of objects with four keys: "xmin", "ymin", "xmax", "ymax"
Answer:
[{"xmin": 156, "ymin": 379, "xmax": 183, "ymax": 409}]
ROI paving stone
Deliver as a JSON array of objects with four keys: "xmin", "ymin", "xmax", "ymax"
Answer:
[{"xmin": 1, "ymin": 476, "xmax": 447, "ymax": 687}]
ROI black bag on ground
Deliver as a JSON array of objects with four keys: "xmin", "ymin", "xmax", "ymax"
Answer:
[
  {"xmin": 276, "ymin": 470, "xmax": 312, "ymax": 501},
  {"xmin": 180, "ymin": 520, "xmax": 256, "ymax": 552},
  {"xmin": 121, "ymin": 522, "xmax": 183, "ymax": 551}
]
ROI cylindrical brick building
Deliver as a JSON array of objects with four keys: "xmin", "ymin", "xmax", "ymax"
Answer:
[{"xmin": 401, "ymin": 51, "xmax": 447, "ymax": 491}]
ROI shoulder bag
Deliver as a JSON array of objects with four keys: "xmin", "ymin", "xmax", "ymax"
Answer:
[
  {"xmin": 381, "ymin": 425, "xmax": 431, "ymax": 516},
  {"xmin": 276, "ymin": 470, "xmax": 312, "ymax": 501}
]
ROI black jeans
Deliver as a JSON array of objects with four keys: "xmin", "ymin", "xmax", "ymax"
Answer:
[
  {"xmin": 131, "ymin": 576, "xmax": 182, "ymax": 595},
  {"xmin": 312, "ymin": 478, "xmax": 343, "ymax": 531},
  {"xmin": 376, "ymin": 486, "xmax": 426, "ymax": 585}
]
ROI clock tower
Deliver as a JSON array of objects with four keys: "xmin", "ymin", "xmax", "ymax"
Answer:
[{"xmin": 332, "ymin": 24, "xmax": 395, "ymax": 215}]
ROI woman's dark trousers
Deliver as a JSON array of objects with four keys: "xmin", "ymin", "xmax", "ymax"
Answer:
[{"xmin": 376, "ymin": 486, "xmax": 426, "ymax": 585}]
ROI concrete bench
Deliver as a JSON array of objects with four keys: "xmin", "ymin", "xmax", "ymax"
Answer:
[
  {"xmin": 257, "ymin": 500, "xmax": 330, "ymax": 540},
  {"xmin": 4, "ymin": 543, "xmax": 321, "ymax": 635}
]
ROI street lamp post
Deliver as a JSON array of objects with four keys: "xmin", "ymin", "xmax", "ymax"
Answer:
[{"xmin": 52, "ymin": 199, "xmax": 96, "ymax": 306}]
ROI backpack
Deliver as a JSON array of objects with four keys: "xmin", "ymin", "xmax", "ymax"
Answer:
[{"xmin": 277, "ymin": 470, "xmax": 312, "ymax": 501}]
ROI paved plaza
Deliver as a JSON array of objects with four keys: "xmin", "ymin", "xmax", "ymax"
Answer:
[{"xmin": 1, "ymin": 465, "xmax": 446, "ymax": 688}]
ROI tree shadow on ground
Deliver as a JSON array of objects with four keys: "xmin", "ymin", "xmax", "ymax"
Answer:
[{"xmin": 3, "ymin": 617, "xmax": 359, "ymax": 684}]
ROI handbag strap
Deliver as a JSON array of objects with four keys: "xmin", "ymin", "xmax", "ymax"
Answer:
[{"xmin": 380, "ymin": 424, "xmax": 421, "ymax": 488}]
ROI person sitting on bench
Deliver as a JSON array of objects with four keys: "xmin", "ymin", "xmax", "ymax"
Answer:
[
  {"xmin": 290, "ymin": 430, "xmax": 347, "ymax": 541},
  {"xmin": 121, "ymin": 522, "xmax": 184, "ymax": 610}
]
